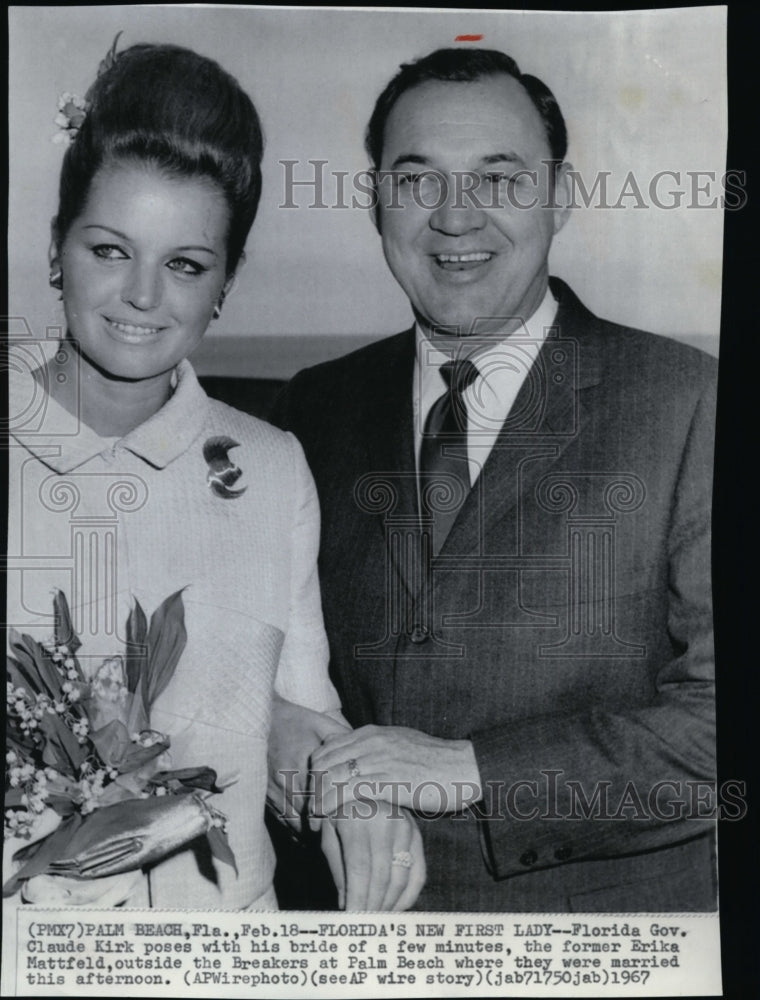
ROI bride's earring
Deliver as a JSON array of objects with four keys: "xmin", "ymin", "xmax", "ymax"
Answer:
[{"xmin": 212, "ymin": 289, "xmax": 226, "ymax": 320}]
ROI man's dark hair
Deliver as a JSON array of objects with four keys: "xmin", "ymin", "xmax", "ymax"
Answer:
[{"xmin": 365, "ymin": 47, "xmax": 567, "ymax": 167}]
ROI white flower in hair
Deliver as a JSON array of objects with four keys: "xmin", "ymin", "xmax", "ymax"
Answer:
[{"xmin": 52, "ymin": 92, "xmax": 89, "ymax": 146}]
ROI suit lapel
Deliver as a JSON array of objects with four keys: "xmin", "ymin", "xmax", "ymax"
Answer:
[
  {"xmin": 356, "ymin": 331, "xmax": 422, "ymax": 598},
  {"xmin": 356, "ymin": 283, "xmax": 608, "ymax": 592},
  {"xmin": 362, "ymin": 329, "xmax": 417, "ymax": 498},
  {"xmin": 440, "ymin": 279, "xmax": 604, "ymax": 560}
]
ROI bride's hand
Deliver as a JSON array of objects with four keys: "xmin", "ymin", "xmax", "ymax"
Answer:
[
  {"xmin": 21, "ymin": 870, "xmax": 142, "ymax": 906},
  {"xmin": 267, "ymin": 695, "xmax": 350, "ymax": 830},
  {"xmin": 4, "ymin": 808, "xmax": 141, "ymax": 906},
  {"xmin": 319, "ymin": 801, "xmax": 425, "ymax": 911}
]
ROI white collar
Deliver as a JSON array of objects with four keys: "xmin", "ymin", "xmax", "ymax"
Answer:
[
  {"xmin": 412, "ymin": 287, "xmax": 559, "ymax": 479},
  {"xmin": 415, "ymin": 285, "xmax": 558, "ymax": 376},
  {"xmin": 415, "ymin": 286, "xmax": 558, "ymax": 416},
  {"xmin": 10, "ymin": 359, "xmax": 209, "ymax": 473}
]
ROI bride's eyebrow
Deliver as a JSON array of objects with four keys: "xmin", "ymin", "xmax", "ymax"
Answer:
[
  {"xmin": 174, "ymin": 245, "xmax": 218, "ymax": 256},
  {"xmin": 82, "ymin": 224, "xmax": 217, "ymax": 256},
  {"xmin": 82, "ymin": 224, "xmax": 130, "ymax": 239}
]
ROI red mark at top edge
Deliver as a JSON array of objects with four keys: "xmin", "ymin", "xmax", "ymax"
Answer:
[{"xmin": 455, "ymin": 34, "xmax": 484, "ymax": 42}]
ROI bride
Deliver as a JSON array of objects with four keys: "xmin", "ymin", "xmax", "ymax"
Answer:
[{"xmin": 6, "ymin": 38, "xmax": 423, "ymax": 914}]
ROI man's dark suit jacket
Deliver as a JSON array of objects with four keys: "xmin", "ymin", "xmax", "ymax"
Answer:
[{"xmin": 272, "ymin": 278, "xmax": 718, "ymax": 912}]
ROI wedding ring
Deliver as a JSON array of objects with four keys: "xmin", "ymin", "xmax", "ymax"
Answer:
[
  {"xmin": 347, "ymin": 758, "xmax": 360, "ymax": 778},
  {"xmin": 391, "ymin": 851, "xmax": 413, "ymax": 869}
]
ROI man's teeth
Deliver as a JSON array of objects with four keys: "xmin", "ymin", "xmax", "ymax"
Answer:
[
  {"xmin": 436, "ymin": 252, "xmax": 492, "ymax": 263},
  {"xmin": 109, "ymin": 320, "xmax": 162, "ymax": 335}
]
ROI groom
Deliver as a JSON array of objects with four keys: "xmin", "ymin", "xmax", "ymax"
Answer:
[{"xmin": 272, "ymin": 46, "xmax": 718, "ymax": 911}]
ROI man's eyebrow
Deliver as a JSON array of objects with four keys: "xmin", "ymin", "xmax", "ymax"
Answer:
[
  {"xmin": 386, "ymin": 152, "xmax": 528, "ymax": 170},
  {"xmin": 481, "ymin": 153, "xmax": 525, "ymax": 166},
  {"xmin": 387, "ymin": 154, "xmax": 430, "ymax": 170}
]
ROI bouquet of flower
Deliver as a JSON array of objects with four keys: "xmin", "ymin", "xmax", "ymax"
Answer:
[{"xmin": 4, "ymin": 590, "xmax": 236, "ymax": 898}]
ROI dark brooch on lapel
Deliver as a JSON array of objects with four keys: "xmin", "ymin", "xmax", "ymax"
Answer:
[{"xmin": 203, "ymin": 436, "xmax": 247, "ymax": 499}]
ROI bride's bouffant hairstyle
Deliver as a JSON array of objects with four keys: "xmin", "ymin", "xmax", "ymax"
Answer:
[{"xmin": 54, "ymin": 41, "xmax": 264, "ymax": 276}]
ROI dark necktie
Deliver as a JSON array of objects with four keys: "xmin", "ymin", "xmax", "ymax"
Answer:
[{"xmin": 419, "ymin": 358, "xmax": 479, "ymax": 555}]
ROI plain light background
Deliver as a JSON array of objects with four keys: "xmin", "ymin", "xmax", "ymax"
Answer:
[{"xmin": 9, "ymin": 5, "xmax": 727, "ymax": 376}]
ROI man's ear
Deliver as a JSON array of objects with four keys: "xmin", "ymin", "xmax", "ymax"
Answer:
[
  {"xmin": 551, "ymin": 161, "xmax": 574, "ymax": 235},
  {"xmin": 370, "ymin": 169, "xmax": 382, "ymax": 236}
]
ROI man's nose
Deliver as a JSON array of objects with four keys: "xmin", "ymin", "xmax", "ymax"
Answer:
[
  {"xmin": 428, "ymin": 173, "xmax": 487, "ymax": 236},
  {"xmin": 121, "ymin": 262, "xmax": 162, "ymax": 311}
]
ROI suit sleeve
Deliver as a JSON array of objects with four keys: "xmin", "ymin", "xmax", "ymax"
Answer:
[
  {"xmin": 470, "ymin": 378, "xmax": 717, "ymax": 878},
  {"xmin": 268, "ymin": 378, "xmax": 297, "ymax": 435}
]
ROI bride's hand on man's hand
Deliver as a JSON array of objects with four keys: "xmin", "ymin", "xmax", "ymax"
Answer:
[
  {"xmin": 267, "ymin": 698, "xmax": 426, "ymax": 909},
  {"xmin": 319, "ymin": 801, "xmax": 425, "ymax": 911}
]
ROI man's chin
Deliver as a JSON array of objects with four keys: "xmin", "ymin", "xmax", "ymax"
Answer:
[
  {"xmin": 418, "ymin": 313, "xmax": 518, "ymax": 341},
  {"xmin": 416, "ymin": 308, "xmax": 479, "ymax": 339}
]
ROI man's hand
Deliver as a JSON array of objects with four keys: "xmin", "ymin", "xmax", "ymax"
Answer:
[
  {"xmin": 267, "ymin": 694, "xmax": 350, "ymax": 830},
  {"xmin": 320, "ymin": 800, "xmax": 425, "ymax": 911},
  {"xmin": 310, "ymin": 724, "xmax": 482, "ymax": 816}
]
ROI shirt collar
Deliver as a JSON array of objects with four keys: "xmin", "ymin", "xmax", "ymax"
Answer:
[
  {"xmin": 10, "ymin": 359, "xmax": 209, "ymax": 474},
  {"xmin": 415, "ymin": 285, "xmax": 559, "ymax": 391}
]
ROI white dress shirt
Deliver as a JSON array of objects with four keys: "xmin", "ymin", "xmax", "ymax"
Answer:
[{"xmin": 413, "ymin": 286, "xmax": 559, "ymax": 485}]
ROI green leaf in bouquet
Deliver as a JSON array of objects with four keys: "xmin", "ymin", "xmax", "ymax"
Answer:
[
  {"xmin": 90, "ymin": 719, "xmax": 132, "ymax": 769},
  {"xmin": 39, "ymin": 712, "xmax": 87, "ymax": 774},
  {"xmin": 6, "ymin": 655, "xmax": 37, "ymax": 701},
  {"xmin": 90, "ymin": 720, "xmax": 169, "ymax": 774},
  {"xmin": 206, "ymin": 825, "xmax": 238, "ymax": 875},
  {"xmin": 117, "ymin": 736, "xmax": 170, "ymax": 775},
  {"xmin": 144, "ymin": 589, "xmax": 187, "ymax": 708},
  {"xmin": 124, "ymin": 685, "xmax": 150, "ymax": 737},
  {"xmin": 6, "ymin": 730, "xmax": 34, "ymax": 753},
  {"xmin": 93, "ymin": 777, "xmax": 138, "ymax": 808},
  {"xmin": 3, "ymin": 812, "xmax": 83, "ymax": 897},
  {"xmin": 42, "ymin": 769, "xmax": 89, "ymax": 810},
  {"xmin": 125, "ymin": 598, "xmax": 148, "ymax": 695},
  {"xmin": 4, "ymin": 788, "xmax": 27, "ymax": 807},
  {"xmin": 149, "ymin": 766, "xmax": 223, "ymax": 794},
  {"xmin": 107, "ymin": 769, "xmax": 152, "ymax": 799},
  {"xmin": 45, "ymin": 794, "xmax": 78, "ymax": 818},
  {"xmin": 53, "ymin": 589, "xmax": 81, "ymax": 655},
  {"xmin": 8, "ymin": 632, "xmax": 63, "ymax": 701},
  {"xmin": 39, "ymin": 734, "xmax": 71, "ymax": 775}
]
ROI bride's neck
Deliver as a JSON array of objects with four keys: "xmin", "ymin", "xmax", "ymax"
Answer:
[{"xmin": 43, "ymin": 342, "xmax": 174, "ymax": 438}]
